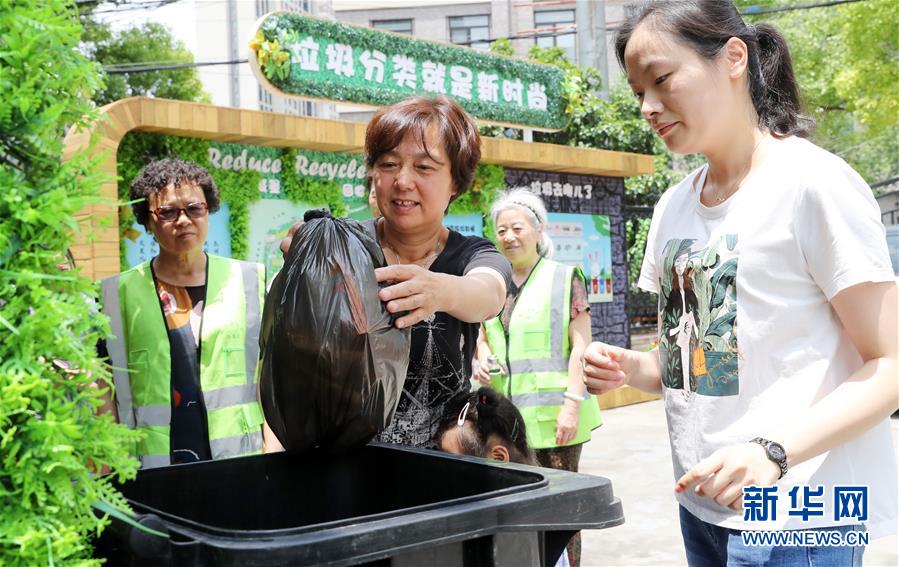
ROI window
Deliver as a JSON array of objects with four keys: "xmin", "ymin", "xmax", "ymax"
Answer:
[
  {"xmin": 258, "ymin": 1, "xmax": 309, "ymax": 17},
  {"xmin": 534, "ymin": 9, "xmax": 576, "ymax": 62},
  {"xmin": 449, "ymin": 15, "xmax": 490, "ymax": 50},
  {"xmin": 283, "ymin": 97, "xmax": 313, "ymax": 116},
  {"xmin": 624, "ymin": 4, "xmax": 642, "ymax": 19},
  {"xmin": 258, "ymin": 87, "xmax": 273, "ymax": 113},
  {"xmin": 372, "ymin": 19, "xmax": 413, "ymax": 35},
  {"xmin": 280, "ymin": 0, "xmax": 310, "ymax": 12},
  {"xmin": 260, "ymin": 85, "xmax": 315, "ymax": 116}
]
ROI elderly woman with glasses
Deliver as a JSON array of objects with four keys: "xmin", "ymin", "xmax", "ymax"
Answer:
[{"xmin": 99, "ymin": 159, "xmax": 277, "ymax": 469}]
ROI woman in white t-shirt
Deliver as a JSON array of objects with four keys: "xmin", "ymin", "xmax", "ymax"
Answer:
[{"xmin": 582, "ymin": 1, "xmax": 898, "ymax": 565}]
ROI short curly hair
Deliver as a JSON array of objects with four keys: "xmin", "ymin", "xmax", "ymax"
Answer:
[{"xmin": 130, "ymin": 159, "xmax": 220, "ymax": 229}]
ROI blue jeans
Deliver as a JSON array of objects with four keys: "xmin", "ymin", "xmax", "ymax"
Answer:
[{"xmin": 678, "ymin": 505, "xmax": 865, "ymax": 567}]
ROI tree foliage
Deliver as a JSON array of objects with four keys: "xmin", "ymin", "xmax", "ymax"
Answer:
[
  {"xmin": 739, "ymin": 0, "xmax": 898, "ymax": 184},
  {"xmin": 489, "ymin": 44, "xmax": 676, "ymax": 208},
  {"xmin": 509, "ymin": 45, "xmax": 675, "ymax": 291},
  {"xmin": 84, "ymin": 20, "xmax": 208, "ymax": 106},
  {"xmin": 0, "ymin": 1, "xmax": 140, "ymax": 564}
]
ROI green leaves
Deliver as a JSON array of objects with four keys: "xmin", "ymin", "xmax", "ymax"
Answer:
[
  {"xmin": 281, "ymin": 151, "xmax": 346, "ymax": 218},
  {"xmin": 1, "ymin": 1, "xmax": 141, "ymax": 564},
  {"xmin": 626, "ymin": 217, "xmax": 651, "ymax": 289},
  {"xmin": 87, "ymin": 21, "xmax": 209, "ymax": 106},
  {"xmin": 737, "ymin": 0, "xmax": 899, "ymax": 184},
  {"xmin": 251, "ymin": 30, "xmax": 292, "ymax": 82},
  {"xmin": 448, "ymin": 164, "xmax": 506, "ymax": 243}
]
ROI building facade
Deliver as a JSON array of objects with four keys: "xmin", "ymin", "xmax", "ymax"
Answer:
[{"xmin": 191, "ymin": 0, "xmax": 336, "ymax": 118}]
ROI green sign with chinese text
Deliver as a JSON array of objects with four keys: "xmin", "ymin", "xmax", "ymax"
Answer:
[{"xmin": 250, "ymin": 12, "xmax": 567, "ymax": 131}]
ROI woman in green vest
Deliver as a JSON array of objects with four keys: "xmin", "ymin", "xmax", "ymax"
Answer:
[
  {"xmin": 477, "ymin": 189, "xmax": 602, "ymax": 567},
  {"xmin": 99, "ymin": 159, "xmax": 277, "ymax": 469}
]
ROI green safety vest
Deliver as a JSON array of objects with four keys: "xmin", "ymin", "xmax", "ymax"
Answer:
[
  {"xmin": 484, "ymin": 257, "xmax": 602, "ymax": 449},
  {"xmin": 101, "ymin": 255, "xmax": 265, "ymax": 469}
]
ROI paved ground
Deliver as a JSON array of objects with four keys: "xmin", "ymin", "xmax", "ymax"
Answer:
[{"xmin": 577, "ymin": 399, "xmax": 899, "ymax": 566}]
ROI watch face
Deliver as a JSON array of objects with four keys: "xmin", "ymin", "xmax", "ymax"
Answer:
[{"xmin": 768, "ymin": 442, "xmax": 786, "ymax": 462}]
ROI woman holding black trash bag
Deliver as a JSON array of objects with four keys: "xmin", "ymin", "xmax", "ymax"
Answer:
[{"xmin": 280, "ymin": 96, "xmax": 511, "ymax": 448}]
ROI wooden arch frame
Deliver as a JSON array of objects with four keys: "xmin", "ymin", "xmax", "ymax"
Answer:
[{"xmin": 63, "ymin": 97, "xmax": 654, "ymax": 281}]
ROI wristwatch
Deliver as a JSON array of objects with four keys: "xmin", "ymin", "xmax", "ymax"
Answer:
[{"xmin": 750, "ymin": 437, "xmax": 788, "ymax": 479}]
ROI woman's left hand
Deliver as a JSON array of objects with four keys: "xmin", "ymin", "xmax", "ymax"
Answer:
[
  {"xmin": 555, "ymin": 400, "xmax": 580, "ymax": 446},
  {"xmin": 675, "ymin": 443, "xmax": 782, "ymax": 511},
  {"xmin": 375, "ymin": 264, "xmax": 450, "ymax": 328}
]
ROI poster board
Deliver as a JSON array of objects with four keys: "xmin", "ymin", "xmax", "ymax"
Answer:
[{"xmin": 546, "ymin": 213, "xmax": 613, "ymax": 303}]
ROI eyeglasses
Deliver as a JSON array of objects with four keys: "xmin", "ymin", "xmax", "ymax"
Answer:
[{"xmin": 150, "ymin": 202, "xmax": 208, "ymax": 223}]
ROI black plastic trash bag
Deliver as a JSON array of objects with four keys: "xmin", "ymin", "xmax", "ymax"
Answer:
[{"xmin": 259, "ymin": 210, "xmax": 410, "ymax": 452}]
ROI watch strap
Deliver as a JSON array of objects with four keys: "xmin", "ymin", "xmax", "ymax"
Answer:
[{"xmin": 750, "ymin": 437, "xmax": 788, "ymax": 480}]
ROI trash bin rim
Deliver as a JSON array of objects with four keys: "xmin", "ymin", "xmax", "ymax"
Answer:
[
  {"xmin": 100, "ymin": 444, "xmax": 624, "ymax": 565},
  {"xmin": 115, "ymin": 480, "xmax": 623, "ymax": 564},
  {"xmin": 122, "ymin": 443, "xmax": 550, "ymax": 539}
]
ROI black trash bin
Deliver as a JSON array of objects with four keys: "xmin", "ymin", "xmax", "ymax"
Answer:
[{"xmin": 94, "ymin": 443, "xmax": 624, "ymax": 566}]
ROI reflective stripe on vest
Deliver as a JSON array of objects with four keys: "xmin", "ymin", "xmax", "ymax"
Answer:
[
  {"xmin": 102, "ymin": 276, "xmax": 136, "ymax": 429},
  {"xmin": 547, "ymin": 261, "xmax": 568, "ymax": 364},
  {"xmin": 484, "ymin": 257, "xmax": 602, "ymax": 449},
  {"xmin": 101, "ymin": 255, "xmax": 265, "ymax": 468},
  {"xmin": 511, "ymin": 391, "xmax": 565, "ymax": 408},
  {"xmin": 484, "ymin": 257, "xmax": 570, "ymax": 384},
  {"xmin": 513, "ymin": 357, "xmax": 571, "ymax": 374}
]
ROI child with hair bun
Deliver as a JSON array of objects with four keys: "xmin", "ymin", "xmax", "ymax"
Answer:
[{"xmin": 437, "ymin": 386, "xmax": 535, "ymax": 465}]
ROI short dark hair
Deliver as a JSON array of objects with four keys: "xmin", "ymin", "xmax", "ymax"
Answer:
[
  {"xmin": 365, "ymin": 96, "xmax": 481, "ymax": 200},
  {"xmin": 437, "ymin": 387, "xmax": 534, "ymax": 465},
  {"xmin": 615, "ymin": 0, "xmax": 813, "ymax": 138},
  {"xmin": 130, "ymin": 159, "xmax": 220, "ymax": 229}
]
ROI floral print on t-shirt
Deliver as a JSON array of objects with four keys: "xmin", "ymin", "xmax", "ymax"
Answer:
[{"xmin": 658, "ymin": 235, "xmax": 739, "ymax": 396}]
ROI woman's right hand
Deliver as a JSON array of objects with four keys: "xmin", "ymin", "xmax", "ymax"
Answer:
[{"xmin": 582, "ymin": 342, "xmax": 629, "ymax": 395}]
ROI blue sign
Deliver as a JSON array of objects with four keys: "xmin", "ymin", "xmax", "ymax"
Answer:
[{"xmin": 444, "ymin": 213, "xmax": 483, "ymax": 238}]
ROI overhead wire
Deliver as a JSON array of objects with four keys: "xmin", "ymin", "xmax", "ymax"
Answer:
[
  {"xmin": 86, "ymin": 0, "xmax": 184, "ymax": 15},
  {"xmin": 96, "ymin": 0, "xmax": 872, "ymax": 74}
]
